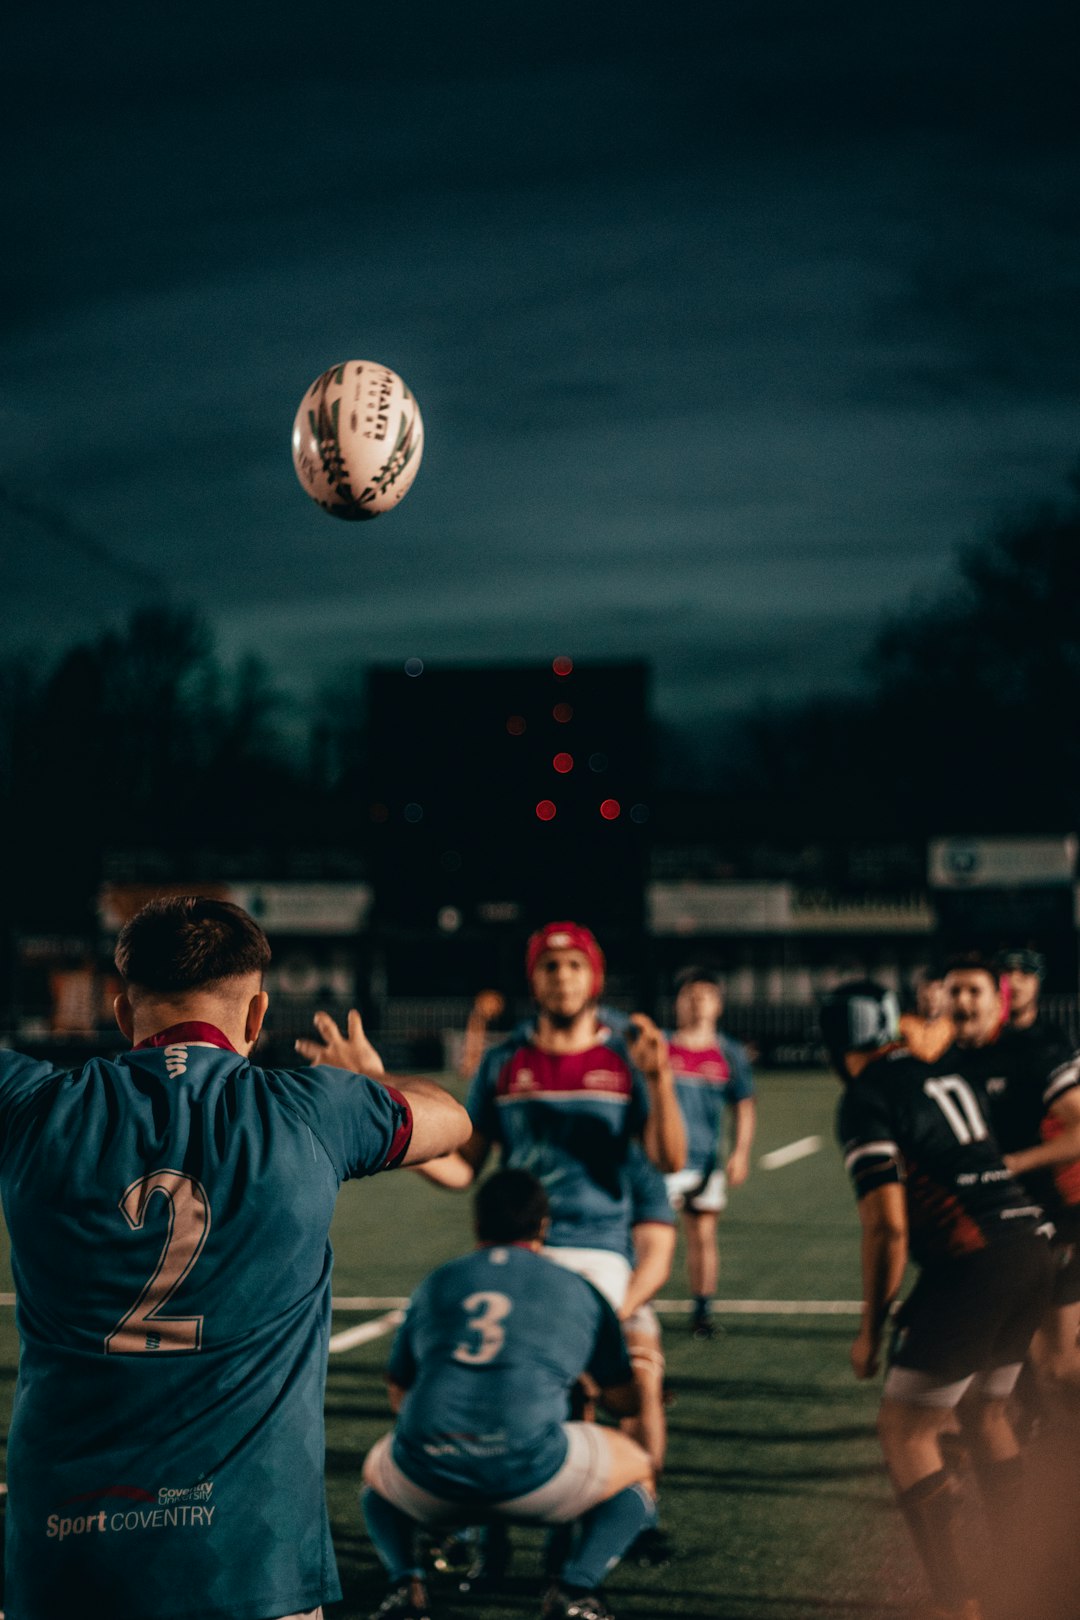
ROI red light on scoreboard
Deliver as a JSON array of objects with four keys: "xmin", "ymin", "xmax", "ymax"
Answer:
[
  {"xmin": 506, "ymin": 714, "xmax": 526, "ymax": 736},
  {"xmin": 553, "ymin": 702, "xmax": 573, "ymax": 723},
  {"xmin": 552, "ymin": 656, "xmax": 574, "ymax": 677},
  {"xmin": 599, "ymin": 799, "xmax": 621, "ymax": 820},
  {"xmin": 536, "ymin": 800, "xmax": 557, "ymax": 821},
  {"xmin": 552, "ymin": 752, "xmax": 574, "ymax": 774}
]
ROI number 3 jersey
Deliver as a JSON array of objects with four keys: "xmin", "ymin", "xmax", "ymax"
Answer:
[
  {"xmin": 0, "ymin": 1024, "xmax": 412, "ymax": 1620},
  {"xmin": 837, "ymin": 1048, "xmax": 1045, "ymax": 1266},
  {"xmin": 387, "ymin": 1244, "xmax": 631, "ymax": 1500}
]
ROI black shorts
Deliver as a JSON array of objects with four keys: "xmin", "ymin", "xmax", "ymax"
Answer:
[
  {"xmin": 889, "ymin": 1235, "xmax": 1055, "ymax": 1385},
  {"xmin": 1050, "ymin": 1213, "xmax": 1080, "ymax": 1308}
]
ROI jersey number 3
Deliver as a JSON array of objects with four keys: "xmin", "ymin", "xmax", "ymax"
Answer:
[
  {"xmin": 453, "ymin": 1291, "xmax": 513, "ymax": 1365},
  {"xmin": 105, "ymin": 1171, "xmax": 211, "ymax": 1355},
  {"xmin": 923, "ymin": 1077, "xmax": 990, "ymax": 1145}
]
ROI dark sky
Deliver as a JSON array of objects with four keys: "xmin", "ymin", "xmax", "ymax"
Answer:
[{"xmin": 5, "ymin": 1, "xmax": 1080, "ymax": 726}]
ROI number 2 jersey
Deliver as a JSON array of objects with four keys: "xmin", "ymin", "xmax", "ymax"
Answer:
[
  {"xmin": 387, "ymin": 1244, "xmax": 631, "ymax": 1500},
  {"xmin": 465, "ymin": 1024, "xmax": 651, "ymax": 1255},
  {"xmin": 0, "ymin": 1024, "xmax": 412, "ymax": 1620},
  {"xmin": 837, "ymin": 1047, "xmax": 1045, "ymax": 1266}
]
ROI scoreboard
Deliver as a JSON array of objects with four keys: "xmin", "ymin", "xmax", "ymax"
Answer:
[{"xmin": 366, "ymin": 660, "xmax": 651, "ymax": 936}]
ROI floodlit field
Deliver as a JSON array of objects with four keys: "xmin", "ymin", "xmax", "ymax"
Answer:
[{"xmin": 0, "ymin": 1072, "xmax": 921, "ymax": 1618}]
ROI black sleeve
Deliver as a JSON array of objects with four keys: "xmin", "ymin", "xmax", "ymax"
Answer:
[{"xmin": 837, "ymin": 1079, "xmax": 904, "ymax": 1200}]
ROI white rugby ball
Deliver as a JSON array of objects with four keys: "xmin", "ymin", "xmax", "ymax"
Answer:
[{"xmin": 291, "ymin": 360, "xmax": 424, "ymax": 520}]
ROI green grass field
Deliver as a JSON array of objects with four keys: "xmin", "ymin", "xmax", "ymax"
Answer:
[{"xmin": 0, "ymin": 1072, "xmax": 922, "ymax": 1619}]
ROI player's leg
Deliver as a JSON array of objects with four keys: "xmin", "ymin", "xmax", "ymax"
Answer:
[
  {"xmin": 620, "ymin": 1306, "xmax": 666, "ymax": 1474},
  {"xmin": 679, "ymin": 1174, "xmax": 726, "ymax": 1337},
  {"xmin": 496, "ymin": 1424, "xmax": 654, "ymax": 1619},
  {"xmin": 361, "ymin": 1435, "xmax": 449, "ymax": 1619},
  {"xmin": 618, "ymin": 1305, "xmax": 673, "ymax": 1566},
  {"xmin": 877, "ymin": 1261, "xmax": 992, "ymax": 1619},
  {"xmin": 1028, "ymin": 1299, "xmax": 1080, "ymax": 1394},
  {"xmin": 877, "ymin": 1394, "xmax": 981, "ymax": 1619}
]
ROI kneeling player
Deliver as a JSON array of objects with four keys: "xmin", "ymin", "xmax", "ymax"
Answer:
[
  {"xmin": 362, "ymin": 1170, "xmax": 656, "ymax": 1620},
  {"xmin": 821, "ymin": 981, "xmax": 1055, "ymax": 1620}
]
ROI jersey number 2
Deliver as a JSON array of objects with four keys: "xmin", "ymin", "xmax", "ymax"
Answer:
[
  {"xmin": 105, "ymin": 1171, "xmax": 211, "ymax": 1355},
  {"xmin": 453, "ymin": 1291, "xmax": 513, "ymax": 1364},
  {"xmin": 923, "ymin": 1077, "xmax": 990, "ymax": 1145}
]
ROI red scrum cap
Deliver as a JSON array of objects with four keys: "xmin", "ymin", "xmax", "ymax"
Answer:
[{"xmin": 525, "ymin": 921, "xmax": 606, "ymax": 998}]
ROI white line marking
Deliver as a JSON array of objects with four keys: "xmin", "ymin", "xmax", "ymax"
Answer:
[
  {"xmin": 328, "ymin": 1308, "xmax": 404, "ymax": 1353},
  {"xmin": 655, "ymin": 1298, "xmax": 862, "ymax": 1315},
  {"xmin": 0, "ymin": 1291, "xmax": 859, "ymax": 1319},
  {"xmin": 331, "ymin": 1295, "xmax": 410, "ymax": 1311},
  {"xmin": 759, "ymin": 1135, "xmax": 823, "ymax": 1170}
]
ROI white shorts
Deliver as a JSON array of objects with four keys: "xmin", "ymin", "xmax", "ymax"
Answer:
[
  {"xmin": 541, "ymin": 1246, "xmax": 632, "ymax": 1311},
  {"xmin": 622, "ymin": 1303, "xmax": 661, "ymax": 1340},
  {"xmin": 665, "ymin": 1167, "xmax": 727, "ymax": 1214},
  {"xmin": 363, "ymin": 1423, "xmax": 615, "ymax": 1526},
  {"xmin": 883, "ymin": 1361, "xmax": 1025, "ymax": 1409}
]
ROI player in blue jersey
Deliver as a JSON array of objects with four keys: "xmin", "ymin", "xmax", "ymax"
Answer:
[
  {"xmin": 822, "ymin": 980, "xmax": 1056, "ymax": 1620},
  {"xmin": 416, "ymin": 922, "xmax": 685, "ymax": 1314},
  {"xmin": 0, "ymin": 895, "xmax": 470, "ymax": 1620},
  {"xmin": 361, "ymin": 1169, "xmax": 656, "ymax": 1620},
  {"xmin": 663, "ymin": 966, "xmax": 756, "ymax": 1338}
]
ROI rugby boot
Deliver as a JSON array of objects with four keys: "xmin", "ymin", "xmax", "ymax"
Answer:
[
  {"xmin": 368, "ymin": 1577, "xmax": 433, "ymax": 1620},
  {"xmin": 540, "ymin": 1583, "xmax": 616, "ymax": 1620}
]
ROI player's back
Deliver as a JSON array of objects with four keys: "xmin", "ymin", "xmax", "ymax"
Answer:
[
  {"xmin": 838, "ymin": 1048, "xmax": 1045, "ymax": 1265},
  {"xmin": 391, "ymin": 1245, "xmax": 622, "ymax": 1499},
  {"xmin": 0, "ymin": 1033, "xmax": 407, "ymax": 1620}
]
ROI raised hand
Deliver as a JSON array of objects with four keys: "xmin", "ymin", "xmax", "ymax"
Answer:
[{"xmin": 295, "ymin": 1009, "xmax": 385, "ymax": 1078}]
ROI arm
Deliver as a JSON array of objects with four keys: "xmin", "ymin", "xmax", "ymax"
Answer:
[
  {"xmin": 458, "ymin": 990, "xmax": 504, "ymax": 1080},
  {"xmin": 294, "ymin": 1008, "xmax": 471, "ymax": 1166},
  {"xmin": 620, "ymin": 1220, "xmax": 676, "ymax": 1322},
  {"xmin": 628, "ymin": 1015, "xmax": 686, "ymax": 1173},
  {"xmin": 1004, "ymin": 1088, "xmax": 1080, "ymax": 1175},
  {"xmin": 726, "ymin": 1097, "xmax": 757, "ymax": 1188},
  {"xmin": 386, "ymin": 1377, "xmax": 408, "ymax": 1414},
  {"xmin": 410, "ymin": 1128, "xmax": 492, "ymax": 1187},
  {"xmin": 850, "ymin": 1182, "xmax": 908, "ymax": 1380}
]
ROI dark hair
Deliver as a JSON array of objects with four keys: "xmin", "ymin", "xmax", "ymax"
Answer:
[
  {"xmin": 474, "ymin": 1169, "xmax": 550, "ymax": 1244},
  {"xmin": 993, "ymin": 946, "xmax": 1046, "ymax": 979},
  {"xmin": 942, "ymin": 950, "xmax": 998, "ymax": 985},
  {"xmin": 674, "ymin": 964, "xmax": 724, "ymax": 993},
  {"xmin": 818, "ymin": 979, "xmax": 900, "ymax": 1079},
  {"xmin": 115, "ymin": 896, "xmax": 272, "ymax": 993}
]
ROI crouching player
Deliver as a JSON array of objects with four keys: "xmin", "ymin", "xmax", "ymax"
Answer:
[
  {"xmin": 821, "ymin": 981, "xmax": 1055, "ymax": 1620},
  {"xmin": 362, "ymin": 1170, "xmax": 656, "ymax": 1620}
]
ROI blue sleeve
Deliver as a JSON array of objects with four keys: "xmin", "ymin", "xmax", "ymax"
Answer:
[
  {"xmin": 583, "ymin": 1287, "xmax": 634, "ymax": 1388},
  {"xmin": 720, "ymin": 1035, "xmax": 755, "ymax": 1103},
  {"xmin": 465, "ymin": 1046, "xmax": 503, "ymax": 1141},
  {"xmin": 271, "ymin": 1065, "xmax": 413, "ymax": 1182},
  {"xmin": 0, "ymin": 1050, "xmax": 56, "ymax": 1154}
]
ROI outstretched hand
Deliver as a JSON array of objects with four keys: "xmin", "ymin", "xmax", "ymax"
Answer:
[{"xmin": 295, "ymin": 1009, "xmax": 386, "ymax": 1078}]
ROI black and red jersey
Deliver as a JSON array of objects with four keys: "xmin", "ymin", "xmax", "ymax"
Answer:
[
  {"xmin": 948, "ymin": 1030, "xmax": 1080, "ymax": 1224},
  {"xmin": 837, "ymin": 1048, "xmax": 1044, "ymax": 1266}
]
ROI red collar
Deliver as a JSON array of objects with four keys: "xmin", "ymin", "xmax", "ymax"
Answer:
[{"xmin": 133, "ymin": 1021, "xmax": 239, "ymax": 1052}]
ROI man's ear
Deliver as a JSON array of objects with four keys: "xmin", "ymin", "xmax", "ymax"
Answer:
[
  {"xmin": 114, "ymin": 992, "xmax": 135, "ymax": 1043},
  {"xmin": 245, "ymin": 989, "xmax": 270, "ymax": 1049}
]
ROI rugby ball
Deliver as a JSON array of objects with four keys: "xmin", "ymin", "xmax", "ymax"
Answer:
[{"xmin": 291, "ymin": 360, "xmax": 424, "ymax": 520}]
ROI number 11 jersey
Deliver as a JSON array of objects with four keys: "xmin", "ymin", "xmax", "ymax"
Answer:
[{"xmin": 837, "ymin": 1048, "xmax": 1045, "ymax": 1265}]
